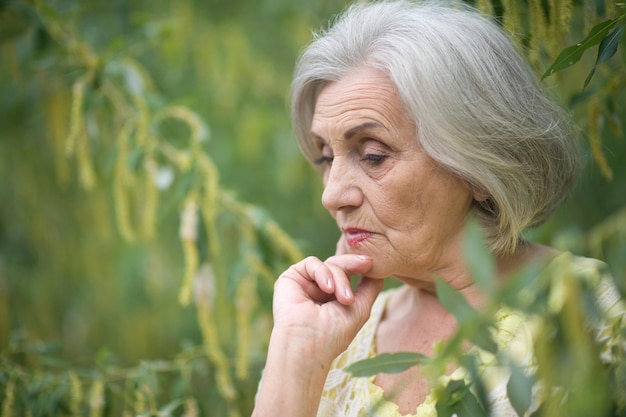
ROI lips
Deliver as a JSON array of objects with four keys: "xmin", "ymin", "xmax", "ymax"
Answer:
[{"xmin": 342, "ymin": 228, "xmax": 374, "ymax": 247}]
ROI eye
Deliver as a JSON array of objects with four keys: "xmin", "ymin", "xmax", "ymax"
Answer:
[
  {"xmin": 313, "ymin": 144, "xmax": 334, "ymax": 166},
  {"xmin": 314, "ymin": 155, "xmax": 334, "ymax": 166},
  {"xmin": 361, "ymin": 153, "xmax": 387, "ymax": 164}
]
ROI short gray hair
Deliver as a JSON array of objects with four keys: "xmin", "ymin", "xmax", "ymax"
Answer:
[{"xmin": 291, "ymin": 0, "xmax": 583, "ymax": 255}]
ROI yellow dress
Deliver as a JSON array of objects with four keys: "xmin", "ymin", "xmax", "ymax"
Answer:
[{"xmin": 316, "ymin": 253, "xmax": 626, "ymax": 417}]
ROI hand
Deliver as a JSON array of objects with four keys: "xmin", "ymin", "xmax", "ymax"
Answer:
[{"xmin": 272, "ymin": 254, "xmax": 384, "ymax": 362}]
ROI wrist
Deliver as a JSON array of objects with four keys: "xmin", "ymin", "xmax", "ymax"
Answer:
[
  {"xmin": 267, "ymin": 327, "xmax": 336, "ymax": 371},
  {"xmin": 253, "ymin": 330, "xmax": 331, "ymax": 417}
]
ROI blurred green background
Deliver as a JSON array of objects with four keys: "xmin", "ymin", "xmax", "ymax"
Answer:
[{"xmin": 0, "ymin": 0, "xmax": 624, "ymax": 416}]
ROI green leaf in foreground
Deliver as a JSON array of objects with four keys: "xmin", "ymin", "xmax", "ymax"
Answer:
[
  {"xmin": 542, "ymin": 17, "xmax": 622, "ymax": 79},
  {"xmin": 507, "ymin": 363, "xmax": 534, "ymax": 417},
  {"xmin": 462, "ymin": 218, "xmax": 495, "ymax": 294},
  {"xmin": 584, "ymin": 22, "xmax": 625, "ymax": 88},
  {"xmin": 435, "ymin": 278, "xmax": 478, "ymax": 325},
  {"xmin": 346, "ymin": 352, "xmax": 427, "ymax": 377},
  {"xmin": 436, "ymin": 379, "xmax": 488, "ymax": 417}
]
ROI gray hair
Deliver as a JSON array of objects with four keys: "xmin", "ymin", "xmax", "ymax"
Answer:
[{"xmin": 291, "ymin": 0, "xmax": 583, "ymax": 255}]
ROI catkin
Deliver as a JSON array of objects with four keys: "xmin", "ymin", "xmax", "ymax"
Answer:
[
  {"xmin": 528, "ymin": 0, "xmax": 548, "ymax": 65},
  {"xmin": 501, "ymin": 0, "xmax": 522, "ymax": 40},
  {"xmin": 179, "ymin": 196, "xmax": 199, "ymax": 306},
  {"xmin": 200, "ymin": 156, "xmax": 223, "ymax": 271},
  {"xmin": 548, "ymin": 0, "xmax": 559, "ymax": 47},
  {"xmin": 114, "ymin": 122, "xmax": 136, "ymax": 241},
  {"xmin": 198, "ymin": 298, "xmax": 237, "ymax": 400},
  {"xmin": 142, "ymin": 156, "xmax": 159, "ymax": 239},
  {"xmin": 263, "ymin": 217, "xmax": 303, "ymax": 263},
  {"xmin": 65, "ymin": 77, "xmax": 87, "ymax": 157},
  {"xmin": 44, "ymin": 87, "xmax": 71, "ymax": 187},
  {"xmin": 69, "ymin": 371, "xmax": 83, "ymax": 417},
  {"xmin": 583, "ymin": 0, "xmax": 597, "ymax": 34},
  {"xmin": 1, "ymin": 377, "xmax": 15, "ymax": 417},
  {"xmin": 235, "ymin": 274, "xmax": 258, "ymax": 380},
  {"xmin": 89, "ymin": 378, "xmax": 105, "ymax": 417},
  {"xmin": 604, "ymin": 0, "xmax": 616, "ymax": 17},
  {"xmin": 77, "ymin": 119, "xmax": 96, "ymax": 190},
  {"xmin": 194, "ymin": 264, "xmax": 236, "ymax": 400},
  {"xmin": 164, "ymin": 106, "xmax": 210, "ymax": 146},
  {"xmin": 133, "ymin": 387, "xmax": 146, "ymax": 416},
  {"xmin": 558, "ymin": 0, "xmax": 573, "ymax": 36},
  {"xmin": 588, "ymin": 97, "xmax": 613, "ymax": 180},
  {"xmin": 474, "ymin": 0, "xmax": 494, "ymax": 17},
  {"xmin": 101, "ymin": 81, "xmax": 133, "ymax": 118},
  {"xmin": 607, "ymin": 75, "xmax": 624, "ymax": 139},
  {"xmin": 183, "ymin": 397, "xmax": 199, "ymax": 417},
  {"xmin": 133, "ymin": 96, "xmax": 150, "ymax": 146},
  {"xmin": 548, "ymin": 0, "xmax": 573, "ymax": 57}
]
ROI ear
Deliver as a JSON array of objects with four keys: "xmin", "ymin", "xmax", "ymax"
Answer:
[{"xmin": 470, "ymin": 184, "xmax": 490, "ymax": 202}]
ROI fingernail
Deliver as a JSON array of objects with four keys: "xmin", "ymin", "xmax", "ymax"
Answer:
[
  {"xmin": 327, "ymin": 278, "xmax": 333, "ymax": 290},
  {"xmin": 345, "ymin": 288, "xmax": 353, "ymax": 300},
  {"xmin": 358, "ymin": 255, "xmax": 371, "ymax": 261}
]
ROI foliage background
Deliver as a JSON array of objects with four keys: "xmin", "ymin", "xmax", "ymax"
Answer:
[{"xmin": 0, "ymin": 0, "xmax": 624, "ymax": 416}]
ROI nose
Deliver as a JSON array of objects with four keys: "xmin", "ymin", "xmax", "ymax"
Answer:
[{"xmin": 321, "ymin": 156, "xmax": 363, "ymax": 215}]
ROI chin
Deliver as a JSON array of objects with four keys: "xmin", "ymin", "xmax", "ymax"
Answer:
[{"xmin": 361, "ymin": 266, "xmax": 391, "ymax": 280}]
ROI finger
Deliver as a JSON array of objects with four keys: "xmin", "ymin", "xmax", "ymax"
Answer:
[
  {"xmin": 324, "ymin": 254, "xmax": 374, "ymax": 305},
  {"xmin": 325, "ymin": 263, "xmax": 355, "ymax": 305},
  {"xmin": 276, "ymin": 264, "xmax": 335, "ymax": 305},
  {"xmin": 325, "ymin": 254, "xmax": 373, "ymax": 277},
  {"xmin": 301, "ymin": 256, "xmax": 335, "ymax": 294}
]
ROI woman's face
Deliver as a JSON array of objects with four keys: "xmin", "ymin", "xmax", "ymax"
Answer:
[{"xmin": 310, "ymin": 67, "xmax": 475, "ymax": 286}]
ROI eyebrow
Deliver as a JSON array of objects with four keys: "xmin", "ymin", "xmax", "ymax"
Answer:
[
  {"xmin": 344, "ymin": 121, "xmax": 383, "ymax": 140},
  {"xmin": 310, "ymin": 121, "xmax": 384, "ymax": 144}
]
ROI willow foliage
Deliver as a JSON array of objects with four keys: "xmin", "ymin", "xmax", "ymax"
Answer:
[{"xmin": 0, "ymin": 0, "xmax": 625, "ymax": 416}]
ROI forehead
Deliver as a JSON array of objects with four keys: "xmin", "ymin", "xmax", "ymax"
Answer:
[{"xmin": 311, "ymin": 67, "xmax": 414, "ymax": 139}]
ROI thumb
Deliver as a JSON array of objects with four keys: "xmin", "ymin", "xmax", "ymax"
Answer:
[{"xmin": 351, "ymin": 277, "xmax": 385, "ymax": 321}]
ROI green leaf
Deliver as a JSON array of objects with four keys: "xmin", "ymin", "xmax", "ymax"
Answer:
[
  {"xmin": 460, "ymin": 355, "xmax": 489, "ymax": 412},
  {"xmin": 436, "ymin": 278, "xmax": 498, "ymax": 352},
  {"xmin": 436, "ymin": 379, "xmax": 488, "ymax": 417},
  {"xmin": 435, "ymin": 278, "xmax": 478, "ymax": 325},
  {"xmin": 346, "ymin": 352, "xmax": 427, "ymax": 377},
  {"xmin": 158, "ymin": 399, "xmax": 183, "ymax": 416},
  {"xmin": 542, "ymin": 17, "xmax": 622, "ymax": 79},
  {"xmin": 500, "ymin": 261, "xmax": 545, "ymax": 310},
  {"xmin": 463, "ymin": 218, "xmax": 495, "ymax": 294},
  {"xmin": 584, "ymin": 22, "xmax": 625, "ymax": 88},
  {"xmin": 507, "ymin": 363, "xmax": 534, "ymax": 417}
]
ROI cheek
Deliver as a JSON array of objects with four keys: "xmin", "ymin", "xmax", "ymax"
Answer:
[{"xmin": 370, "ymin": 189, "xmax": 421, "ymax": 228}]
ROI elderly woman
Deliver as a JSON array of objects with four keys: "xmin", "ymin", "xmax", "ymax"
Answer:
[{"xmin": 252, "ymin": 1, "xmax": 623, "ymax": 416}]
